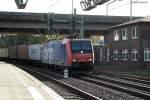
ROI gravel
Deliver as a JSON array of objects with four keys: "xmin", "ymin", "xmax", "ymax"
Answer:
[
  {"xmin": 97, "ymin": 74, "xmax": 150, "ymax": 88},
  {"xmin": 19, "ymin": 65, "xmax": 143, "ymax": 100},
  {"xmin": 61, "ymin": 77, "xmax": 143, "ymax": 100},
  {"xmin": 44, "ymin": 81, "xmax": 85, "ymax": 100}
]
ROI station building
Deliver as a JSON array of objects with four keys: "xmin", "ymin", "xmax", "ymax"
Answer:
[{"xmin": 108, "ymin": 16, "xmax": 150, "ymax": 67}]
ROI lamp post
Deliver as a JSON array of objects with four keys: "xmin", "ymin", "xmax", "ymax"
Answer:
[
  {"xmin": 70, "ymin": 0, "xmax": 77, "ymax": 38},
  {"xmin": 72, "ymin": 0, "xmax": 74, "ymax": 15},
  {"xmin": 130, "ymin": 0, "xmax": 132, "ymax": 21},
  {"xmin": 69, "ymin": 0, "xmax": 74, "ymax": 36},
  {"xmin": 106, "ymin": 0, "xmax": 117, "ymax": 16}
]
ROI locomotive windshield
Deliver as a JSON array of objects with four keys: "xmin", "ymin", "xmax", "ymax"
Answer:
[{"xmin": 71, "ymin": 41, "xmax": 92, "ymax": 53}]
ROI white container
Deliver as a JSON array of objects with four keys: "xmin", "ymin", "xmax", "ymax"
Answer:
[{"xmin": 28, "ymin": 44, "xmax": 41, "ymax": 61}]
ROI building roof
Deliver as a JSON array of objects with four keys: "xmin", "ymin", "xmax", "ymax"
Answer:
[{"xmin": 111, "ymin": 16, "xmax": 150, "ymax": 28}]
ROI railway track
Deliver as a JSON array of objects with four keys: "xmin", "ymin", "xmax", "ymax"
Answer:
[
  {"xmin": 14, "ymin": 64, "xmax": 142, "ymax": 100},
  {"xmin": 77, "ymin": 73, "xmax": 150, "ymax": 99},
  {"xmin": 18, "ymin": 65, "xmax": 101, "ymax": 100},
  {"xmin": 95, "ymin": 71, "xmax": 150, "ymax": 85}
]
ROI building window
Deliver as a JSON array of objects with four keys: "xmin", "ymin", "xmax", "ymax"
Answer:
[
  {"xmin": 131, "ymin": 27, "xmax": 138, "ymax": 39},
  {"xmin": 122, "ymin": 49, "xmax": 128, "ymax": 60},
  {"xmin": 100, "ymin": 48, "xmax": 103, "ymax": 61},
  {"xmin": 107, "ymin": 48, "xmax": 110, "ymax": 62},
  {"xmin": 114, "ymin": 30, "xmax": 119, "ymax": 41},
  {"xmin": 122, "ymin": 29, "xmax": 128, "ymax": 40},
  {"xmin": 144, "ymin": 48, "xmax": 150, "ymax": 61},
  {"xmin": 131, "ymin": 49, "xmax": 138, "ymax": 61},
  {"xmin": 113, "ymin": 50, "xmax": 119, "ymax": 60}
]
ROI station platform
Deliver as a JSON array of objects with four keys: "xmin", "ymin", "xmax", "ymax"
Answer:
[{"xmin": 0, "ymin": 61, "xmax": 65, "ymax": 100}]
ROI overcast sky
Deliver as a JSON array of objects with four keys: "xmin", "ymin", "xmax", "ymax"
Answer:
[{"xmin": 0, "ymin": 0, "xmax": 149, "ymax": 16}]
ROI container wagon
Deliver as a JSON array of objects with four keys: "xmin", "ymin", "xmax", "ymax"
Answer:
[
  {"xmin": 18, "ymin": 45, "xmax": 28, "ymax": 63},
  {"xmin": 8, "ymin": 46, "xmax": 18, "ymax": 60}
]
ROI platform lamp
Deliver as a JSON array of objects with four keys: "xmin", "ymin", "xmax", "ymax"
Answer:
[{"xmin": 15, "ymin": 0, "xmax": 28, "ymax": 9}]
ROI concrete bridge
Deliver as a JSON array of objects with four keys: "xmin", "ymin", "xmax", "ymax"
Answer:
[{"xmin": 0, "ymin": 11, "xmax": 140, "ymax": 37}]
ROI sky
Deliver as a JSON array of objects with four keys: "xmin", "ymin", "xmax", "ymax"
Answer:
[{"xmin": 0, "ymin": 0, "xmax": 149, "ymax": 16}]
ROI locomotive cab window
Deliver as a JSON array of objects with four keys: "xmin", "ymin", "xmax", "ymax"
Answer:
[
  {"xmin": 71, "ymin": 41, "xmax": 92, "ymax": 53},
  {"xmin": 81, "ymin": 41, "xmax": 92, "ymax": 53},
  {"xmin": 71, "ymin": 41, "xmax": 81, "ymax": 53}
]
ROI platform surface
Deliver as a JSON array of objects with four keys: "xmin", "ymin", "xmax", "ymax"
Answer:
[{"xmin": 0, "ymin": 61, "xmax": 65, "ymax": 100}]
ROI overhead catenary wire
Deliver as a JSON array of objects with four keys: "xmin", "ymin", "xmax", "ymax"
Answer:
[
  {"xmin": 110, "ymin": 2, "xmax": 130, "ymax": 11},
  {"xmin": 42, "ymin": 0, "xmax": 62, "ymax": 36},
  {"xmin": 44, "ymin": 0, "xmax": 62, "ymax": 12},
  {"xmin": 108, "ymin": 0, "xmax": 148, "ymax": 13}
]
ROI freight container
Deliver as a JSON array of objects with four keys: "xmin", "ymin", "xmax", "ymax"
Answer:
[
  {"xmin": 28, "ymin": 44, "xmax": 41, "ymax": 61},
  {"xmin": 3, "ymin": 48, "xmax": 8, "ymax": 58},
  {"xmin": 18, "ymin": 45, "xmax": 28, "ymax": 60},
  {"xmin": 0, "ymin": 49, "xmax": 3, "ymax": 58},
  {"xmin": 8, "ymin": 46, "xmax": 18, "ymax": 59}
]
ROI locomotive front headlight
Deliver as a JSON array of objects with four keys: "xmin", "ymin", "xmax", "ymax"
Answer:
[
  {"xmin": 73, "ymin": 59, "xmax": 77, "ymax": 62},
  {"xmin": 88, "ymin": 58, "xmax": 92, "ymax": 61}
]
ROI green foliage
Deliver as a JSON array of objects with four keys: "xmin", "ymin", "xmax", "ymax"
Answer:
[
  {"xmin": 0, "ymin": 34, "xmax": 44, "ymax": 48},
  {"xmin": 0, "ymin": 34, "xmax": 65, "ymax": 48}
]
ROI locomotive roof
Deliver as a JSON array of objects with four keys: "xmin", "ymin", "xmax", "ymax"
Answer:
[{"xmin": 42, "ymin": 39, "xmax": 92, "ymax": 46}]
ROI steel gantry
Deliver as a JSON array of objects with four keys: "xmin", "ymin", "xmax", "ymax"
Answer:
[{"xmin": 80, "ymin": 0, "xmax": 110, "ymax": 11}]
